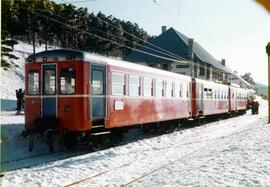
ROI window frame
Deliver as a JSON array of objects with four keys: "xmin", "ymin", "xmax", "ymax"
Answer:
[
  {"xmin": 143, "ymin": 77, "xmax": 153, "ymax": 97},
  {"xmin": 28, "ymin": 70, "xmax": 40, "ymax": 95},
  {"xmin": 111, "ymin": 72, "xmax": 125, "ymax": 96},
  {"xmin": 129, "ymin": 75, "xmax": 141, "ymax": 96},
  {"xmin": 156, "ymin": 79, "xmax": 164, "ymax": 97},
  {"xmin": 60, "ymin": 67, "xmax": 76, "ymax": 95}
]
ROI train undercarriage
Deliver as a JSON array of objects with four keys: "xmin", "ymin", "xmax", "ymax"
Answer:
[{"xmin": 21, "ymin": 109, "xmax": 248, "ymax": 153}]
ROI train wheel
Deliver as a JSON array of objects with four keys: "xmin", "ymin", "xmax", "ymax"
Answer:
[{"xmin": 91, "ymin": 143, "xmax": 102, "ymax": 151}]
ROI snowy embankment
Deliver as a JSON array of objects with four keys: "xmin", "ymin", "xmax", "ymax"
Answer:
[
  {"xmin": 0, "ymin": 42, "xmax": 55, "ymax": 111},
  {"xmin": 1, "ymin": 100, "xmax": 269, "ymax": 187}
]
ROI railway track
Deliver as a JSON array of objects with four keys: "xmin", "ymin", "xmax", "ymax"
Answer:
[
  {"xmin": 1, "ymin": 113, "xmax": 252, "ymax": 178},
  {"xmin": 63, "ymin": 124, "xmax": 256, "ymax": 187},
  {"xmin": 0, "ymin": 148, "xmax": 90, "ymax": 174}
]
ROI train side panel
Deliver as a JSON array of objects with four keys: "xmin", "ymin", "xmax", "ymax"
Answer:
[{"xmin": 105, "ymin": 66, "xmax": 191, "ymax": 128}]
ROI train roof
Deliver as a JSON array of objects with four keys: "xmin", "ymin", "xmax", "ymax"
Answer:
[
  {"xmin": 194, "ymin": 78, "xmax": 229, "ymax": 89},
  {"xmin": 26, "ymin": 49, "xmax": 192, "ymax": 80}
]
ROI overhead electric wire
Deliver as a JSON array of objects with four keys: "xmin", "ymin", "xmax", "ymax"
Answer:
[
  {"xmin": 33, "ymin": 11, "xmax": 190, "ymax": 64},
  {"xmin": 59, "ymin": 0, "xmax": 236, "ymax": 77},
  {"xmin": 32, "ymin": 10, "xmax": 237, "ymax": 80},
  {"xmin": 60, "ymin": 0, "xmax": 187, "ymax": 61},
  {"xmin": 34, "ymin": 9, "xmax": 186, "ymax": 62},
  {"xmin": 88, "ymin": 14, "xmax": 187, "ymax": 61},
  {"xmin": 57, "ymin": 0, "xmax": 243, "ymax": 82},
  {"xmin": 151, "ymin": 0, "xmax": 176, "ymax": 17}
]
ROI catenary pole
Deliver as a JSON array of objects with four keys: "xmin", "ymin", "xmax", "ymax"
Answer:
[{"xmin": 266, "ymin": 42, "xmax": 270, "ymax": 123}]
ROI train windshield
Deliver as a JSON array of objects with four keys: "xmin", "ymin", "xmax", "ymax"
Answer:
[{"xmin": 28, "ymin": 70, "xmax": 39, "ymax": 95}]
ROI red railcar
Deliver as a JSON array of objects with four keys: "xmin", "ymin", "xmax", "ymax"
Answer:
[
  {"xmin": 24, "ymin": 49, "xmax": 250, "ymax": 151},
  {"xmin": 229, "ymin": 86, "xmax": 249, "ymax": 112},
  {"xmin": 192, "ymin": 79, "xmax": 229, "ymax": 117}
]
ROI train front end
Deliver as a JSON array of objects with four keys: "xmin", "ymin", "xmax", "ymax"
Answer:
[{"xmin": 24, "ymin": 50, "xmax": 90, "ymax": 137}]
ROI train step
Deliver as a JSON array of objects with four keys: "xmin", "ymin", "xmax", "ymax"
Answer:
[
  {"xmin": 92, "ymin": 125, "xmax": 104, "ymax": 129},
  {"xmin": 91, "ymin": 131, "xmax": 111, "ymax": 136}
]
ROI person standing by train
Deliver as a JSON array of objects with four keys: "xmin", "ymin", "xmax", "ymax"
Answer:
[
  {"xmin": 251, "ymin": 100, "xmax": 260, "ymax": 115},
  {"xmin": 15, "ymin": 89, "xmax": 19, "ymax": 110},
  {"xmin": 15, "ymin": 89, "xmax": 23, "ymax": 115}
]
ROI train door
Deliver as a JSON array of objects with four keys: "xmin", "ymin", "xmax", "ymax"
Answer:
[
  {"xmin": 90, "ymin": 65, "xmax": 106, "ymax": 118},
  {"xmin": 42, "ymin": 64, "xmax": 57, "ymax": 118},
  {"xmin": 197, "ymin": 84, "xmax": 203, "ymax": 113}
]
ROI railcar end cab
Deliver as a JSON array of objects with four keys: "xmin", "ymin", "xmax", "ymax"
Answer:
[{"xmin": 25, "ymin": 50, "xmax": 90, "ymax": 132}]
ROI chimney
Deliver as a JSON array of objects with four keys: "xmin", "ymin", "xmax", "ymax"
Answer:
[
  {"xmin": 221, "ymin": 59, "xmax": 226, "ymax": 66},
  {"xmin": 161, "ymin": 26, "xmax": 167, "ymax": 34},
  {"xmin": 187, "ymin": 38, "xmax": 194, "ymax": 61}
]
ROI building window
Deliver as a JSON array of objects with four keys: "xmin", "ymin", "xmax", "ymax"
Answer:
[
  {"xmin": 28, "ymin": 70, "xmax": 39, "ymax": 95},
  {"xmin": 129, "ymin": 75, "xmax": 140, "ymax": 96},
  {"xmin": 156, "ymin": 79, "xmax": 164, "ymax": 97},
  {"xmin": 176, "ymin": 64, "xmax": 190, "ymax": 69},
  {"xmin": 163, "ymin": 64, "xmax": 169, "ymax": 70},
  {"xmin": 112, "ymin": 72, "xmax": 125, "ymax": 95},
  {"xmin": 199, "ymin": 67, "xmax": 205, "ymax": 76},
  {"xmin": 144, "ymin": 78, "xmax": 153, "ymax": 96},
  {"xmin": 60, "ymin": 68, "xmax": 76, "ymax": 94}
]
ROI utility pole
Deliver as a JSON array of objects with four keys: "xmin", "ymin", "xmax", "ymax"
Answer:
[{"xmin": 266, "ymin": 42, "xmax": 270, "ymax": 123}]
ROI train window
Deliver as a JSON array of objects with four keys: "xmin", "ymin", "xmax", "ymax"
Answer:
[
  {"xmin": 129, "ymin": 75, "xmax": 140, "ymax": 96},
  {"xmin": 166, "ymin": 81, "xmax": 173, "ymax": 97},
  {"xmin": 144, "ymin": 78, "xmax": 153, "ymax": 96},
  {"xmin": 44, "ymin": 69, "xmax": 56, "ymax": 95},
  {"xmin": 112, "ymin": 72, "xmax": 125, "ymax": 95},
  {"xmin": 28, "ymin": 70, "xmax": 39, "ymax": 95},
  {"xmin": 91, "ymin": 70, "xmax": 104, "ymax": 95},
  {"xmin": 221, "ymin": 91, "xmax": 224, "ymax": 99},
  {"xmin": 156, "ymin": 79, "xmax": 164, "ymax": 97},
  {"xmin": 60, "ymin": 68, "xmax": 76, "ymax": 95},
  {"xmin": 175, "ymin": 83, "xmax": 182, "ymax": 98},
  {"xmin": 180, "ymin": 83, "xmax": 183, "ymax": 98}
]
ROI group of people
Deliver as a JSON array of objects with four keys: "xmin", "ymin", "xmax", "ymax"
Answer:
[
  {"xmin": 16, "ymin": 88, "xmax": 24, "ymax": 115},
  {"xmin": 251, "ymin": 100, "xmax": 260, "ymax": 115}
]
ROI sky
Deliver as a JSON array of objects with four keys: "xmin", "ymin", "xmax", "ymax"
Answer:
[{"xmin": 54, "ymin": 0, "xmax": 270, "ymax": 84}]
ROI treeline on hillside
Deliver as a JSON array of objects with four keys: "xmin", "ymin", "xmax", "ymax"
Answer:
[
  {"xmin": 241, "ymin": 73, "xmax": 268, "ymax": 99},
  {"xmin": 2, "ymin": 0, "xmax": 150, "ymax": 56}
]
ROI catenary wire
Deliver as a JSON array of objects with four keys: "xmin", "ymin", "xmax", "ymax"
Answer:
[
  {"xmin": 57, "ymin": 0, "xmax": 244, "ymax": 82},
  {"xmin": 34, "ymin": 9, "xmax": 187, "ymax": 62},
  {"xmin": 32, "ymin": 10, "xmax": 237, "ymax": 79}
]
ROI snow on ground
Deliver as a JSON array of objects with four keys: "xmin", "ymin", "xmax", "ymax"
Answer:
[{"xmin": 1, "ymin": 100, "xmax": 269, "ymax": 187}]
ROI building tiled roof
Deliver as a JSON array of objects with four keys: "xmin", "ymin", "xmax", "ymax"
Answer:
[
  {"xmin": 174, "ymin": 29, "xmax": 235, "ymax": 74},
  {"xmin": 124, "ymin": 27, "xmax": 251, "ymax": 88}
]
